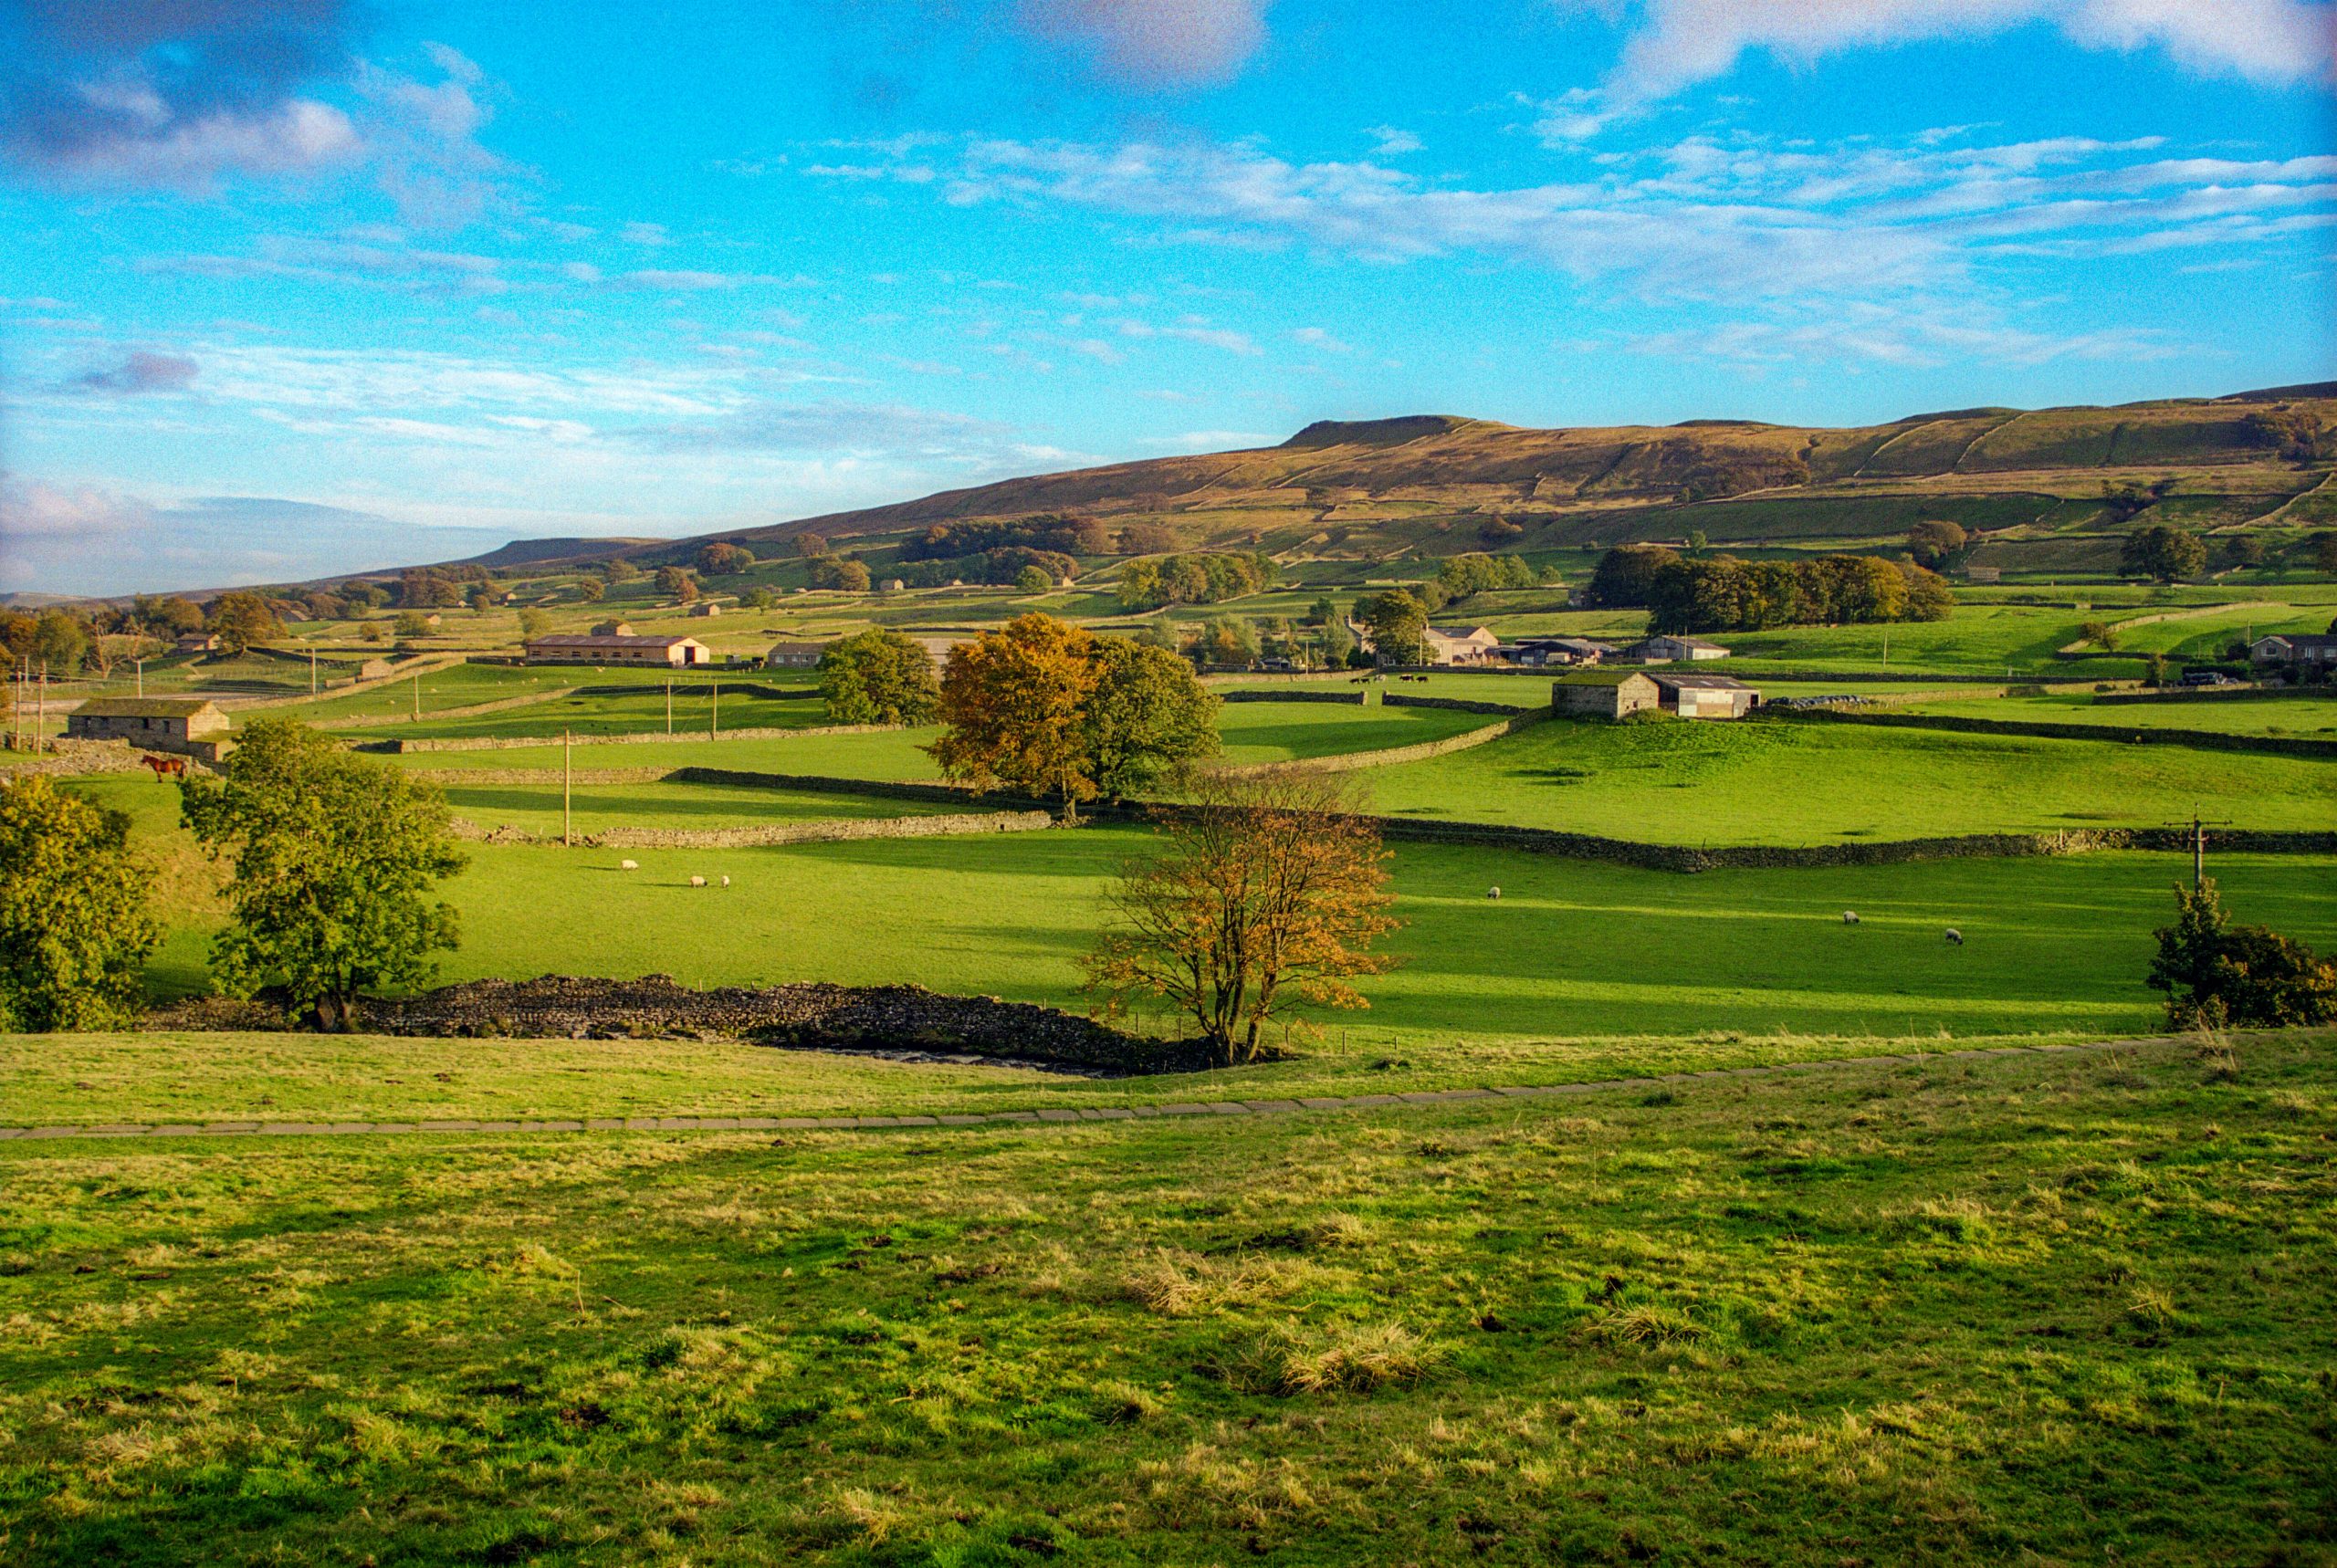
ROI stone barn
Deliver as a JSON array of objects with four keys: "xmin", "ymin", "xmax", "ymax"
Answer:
[
  {"xmin": 525, "ymin": 633, "xmax": 710, "ymax": 668},
  {"xmin": 1650, "ymin": 674, "xmax": 1760, "ymax": 719},
  {"xmin": 1551, "ymin": 670, "xmax": 1661, "ymax": 718},
  {"xmin": 67, "ymin": 697, "xmax": 232, "ymax": 757}
]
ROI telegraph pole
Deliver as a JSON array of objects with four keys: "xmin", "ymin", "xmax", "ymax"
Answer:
[
  {"xmin": 309, "ymin": 648, "xmax": 318, "ymax": 696},
  {"xmin": 2171, "ymin": 810, "xmax": 2234, "ymax": 889},
  {"xmin": 710, "ymin": 678, "xmax": 719, "ymax": 737},
  {"xmin": 665, "ymin": 680, "xmax": 673, "ymax": 734},
  {"xmin": 562, "ymin": 728, "xmax": 573, "ymax": 846},
  {"xmin": 135, "ymin": 658, "xmax": 144, "ymax": 698},
  {"xmin": 413, "ymin": 672, "xmax": 421, "ymax": 720}
]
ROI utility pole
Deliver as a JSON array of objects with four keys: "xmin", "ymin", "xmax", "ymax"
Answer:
[
  {"xmin": 563, "ymin": 728, "xmax": 573, "ymax": 846},
  {"xmin": 710, "ymin": 678, "xmax": 718, "ymax": 737},
  {"xmin": 413, "ymin": 672, "xmax": 421, "ymax": 721},
  {"xmin": 135, "ymin": 658, "xmax": 144, "ymax": 698},
  {"xmin": 37, "ymin": 662, "xmax": 47, "ymax": 753},
  {"xmin": 2170, "ymin": 810, "xmax": 2234, "ymax": 889},
  {"xmin": 665, "ymin": 679, "xmax": 673, "ymax": 734},
  {"xmin": 309, "ymin": 648, "xmax": 318, "ymax": 696}
]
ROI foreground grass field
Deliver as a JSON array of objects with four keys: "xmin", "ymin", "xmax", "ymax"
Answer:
[
  {"xmin": 1896, "ymin": 693, "xmax": 2337, "ymax": 736},
  {"xmin": 3, "ymin": 1032, "xmax": 2331, "ymax": 1564}
]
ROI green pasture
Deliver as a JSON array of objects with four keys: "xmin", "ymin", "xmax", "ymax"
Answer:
[
  {"xmin": 1357, "ymin": 715, "xmax": 2337, "ymax": 842},
  {"xmin": 4, "ymin": 1035, "xmax": 2332, "ymax": 1565},
  {"xmin": 1212, "ymin": 700, "xmax": 1492, "ymax": 762},
  {"xmin": 438, "ymin": 779, "xmax": 962, "ymax": 839},
  {"xmin": 69, "ymin": 768, "xmax": 2332, "ymax": 1045},
  {"xmin": 373, "ymin": 727, "xmax": 949, "ymax": 780},
  {"xmin": 1896, "ymin": 692, "xmax": 2337, "ymax": 736},
  {"xmin": 328, "ymin": 685, "xmax": 831, "ymax": 742}
]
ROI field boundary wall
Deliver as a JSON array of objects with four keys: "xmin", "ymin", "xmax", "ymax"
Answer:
[{"xmin": 1787, "ymin": 706, "xmax": 2337, "ymax": 758}]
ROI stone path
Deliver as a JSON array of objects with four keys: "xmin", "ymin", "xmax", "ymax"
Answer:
[{"xmin": 0, "ymin": 1038, "xmax": 2167, "ymax": 1145}]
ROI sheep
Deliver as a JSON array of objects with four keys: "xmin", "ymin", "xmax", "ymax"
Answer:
[
  {"xmin": 689, "ymin": 875, "xmax": 707, "ymax": 888},
  {"xmin": 1842, "ymin": 910, "xmax": 1859, "ymax": 925},
  {"xmin": 1487, "ymin": 885, "xmax": 1502, "ymax": 901},
  {"xmin": 720, "ymin": 875, "xmax": 731, "ymax": 889},
  {"xmin": 620, "ymin": 859, "xmax": 639, "ymax": 871},
  {"xmin": 1944, "ymin": 927, "xmax": 1964, "ymax": 946}
]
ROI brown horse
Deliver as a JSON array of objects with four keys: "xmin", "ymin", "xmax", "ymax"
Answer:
[{"xmin": 140, "ymin": 754, "xmax": 189, "ymax": 782}]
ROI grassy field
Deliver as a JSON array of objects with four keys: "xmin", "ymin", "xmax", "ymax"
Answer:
[
  {"xmin": 375, "ymin": 728, "xmax": 950, "ymax": 780},
  {"xmin": 1895, "ymin": 693, "xmax": 2337, "ymax": 736},
  {"xmin": 1356, "ymin": 715, "xmax": 2337, "ymax": 841},
  {"xmin": 3, "ymin": 1031, "xmax": 2331, "ymax": 1564},
  {"xmin": 437, "ymin": 779, "xmax": 964, "ymax": 839},
  {"xmin": 1213, "ymin": 701, "xmax": 1493, "ymax": 762},
  {"xmin": 67, "ymin": 775, "xmax": 2332, "ymax": 1044}
]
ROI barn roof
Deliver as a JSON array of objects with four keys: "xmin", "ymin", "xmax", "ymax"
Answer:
[
  {"xmin": 1649, "ymin": 674, "xmax": 1755, "ymax": 692},
  {"xmin": 526, "ymin": 634, "xmax": 704, "ymax": 651},
  {"xmin": 1551, "ymin": 669, "xmax": 1655, "ymax": 687},
  {"xmin": 74, "ymin": 697, "xmax": 223, "ymax": 718}
]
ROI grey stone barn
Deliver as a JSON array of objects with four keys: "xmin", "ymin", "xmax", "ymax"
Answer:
[
  {"xmin": 67, "ymin": 696, "xmax": 231, "ymax": 756},
  {"xmin": 1551, "ymin": 669, "xmax": 1661, "ymax": 718}
]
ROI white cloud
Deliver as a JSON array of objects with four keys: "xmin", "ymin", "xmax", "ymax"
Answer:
[
  {"xmin": 1545, "ymin": 0, "xmax": 2336, "ymax": 134},
  {"xmin": 1365, "ymin": 125, "xmax": 1423, "ymax": 155},
  {"xmin": 1291, "ymin": 326, "xmax": 1353, "ymax": 352}
]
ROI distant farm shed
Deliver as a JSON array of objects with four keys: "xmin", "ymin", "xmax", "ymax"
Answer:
[
  {"xmin": 764, "ymin": 641, "xmax": 829, "ymax": 669},
  {"xmin": 67, "ymin": 696, "xmax": 231, "ymax": 757},
  {"xmin": 1650, "ymin": 673, "xmax": 1760, "ymax": 719},
  {"xmin": 1621, "ymin": 634, "xmax": 1730, "ymax": 664},
  {"xmin": 590, "ymin": 620, "xmax": 635, "ymax": 637},
  {"xmin": 525, "ymin": 634, "xmax": 710, "ymax": 668},
  {"xmin": 1551, "ymin": 669, "xmax": 1661, "ymax": 718}
]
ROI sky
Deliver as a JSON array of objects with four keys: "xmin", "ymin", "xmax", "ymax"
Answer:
[{"xmin": 1, "ymin": 0, "xmax": 2332, "ymax": 596}]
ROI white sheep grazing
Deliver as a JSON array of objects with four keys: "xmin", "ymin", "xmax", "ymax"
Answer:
[
  {"xmin": 620, "ymin": 859, "xmax": 639, "ymax": 871},
  {"xmin": 720, "ymin": 875, "xmax": 731, "ymax": 889},
  {"xmin": 689, "ymin": 875, "xmax": 707, "ymax": 888},
  {"xmin": 1842, "ymin": 910, "xmax": 1860, "ymax": 925},
  {"xmin": 1487, "ymin": 885, "xmax": 1502, "ymax": 901},
  {"xmin": 1944, "ymin": 927, "xmax": 1964, "ymax": 946}
]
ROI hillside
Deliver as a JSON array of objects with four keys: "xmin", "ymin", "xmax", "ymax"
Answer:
[{"xmin": 653, "ymin": 383, "xmax": 2337, "ymax": 578}]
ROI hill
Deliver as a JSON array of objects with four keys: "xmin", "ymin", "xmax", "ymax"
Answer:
[{"xmin": 655, "ymin": 383, "xmax": 2337, "ymax": 579}]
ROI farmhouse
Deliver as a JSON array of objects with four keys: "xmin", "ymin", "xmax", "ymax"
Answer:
[
  {"xmin": 1422, "ymin": 625, "xmax": 1502, "ymax": 666},
  {"xmin": 2250, "ymin": 632, "xmax": 2337, "ymax": 668},
  {"xmin": 524, "ymin": 634, "xmax": 710, "ymax": 668},
  {"xmin": 1621, "ymin": 634, "xmax": 1731, "ymax": 664},
  {"xmin": 1505, "ymin": 637, "xmax": 1613, "ymax": 667},
  {"xmin": 1550, "ymin": 669, "xmax": 1661, "ymax": 718},
  {"xmin": 1651, "ymin": 673, "xmax": 1760, "ymax": 719},
  {"xmin": 764, "ymin": 641, "xmax": 829, "ymax": 669},
  {"xmin": 67, "ymin": 696, "xmax": 231, "ymax": 756}
]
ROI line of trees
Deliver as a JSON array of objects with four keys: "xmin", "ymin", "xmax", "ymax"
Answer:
[
  {"xmin": 1116, "ymin": 551, "xmax": 1277, "ymax": 611},
  {"xmin": 818, "ymin": 629, "xmax": 941, "ymax": 725},
  {"xmin": 904, "ymin": 514, "xmax": 1111, "ymax": 561},
  {"xmin": 1584, "ymin": 545, "xmax": 1951, "ymax": 632}
]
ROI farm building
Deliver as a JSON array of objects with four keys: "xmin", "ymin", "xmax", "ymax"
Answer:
[
  {"xmin": 1421, "ymin": 625, "xmax": 1502, "ymax": 666},
  {"xmin": 524, "ymin": 634, "xmax": 711, "ymax": 668},
  {"xmin": 1550, "ymin": 669, "xmax": 1661, "ymax": 718},
  {"xmin": 1621, "ymin": 634, "xmax": 1731, "ymax": 664},
  {"xmin": 173, "ymin": 633, "xmax": 219, "ymax": 654},
  {"xmin": 590, "ymin": 621, "xmax": 635, "ymax": 637},
  {"xmin": 67, "ymin": 696, "xmax": 231, "ymax": 756},
  {"xmin": 764, "ymin": 641, "xmax": 829, "ymax": 669},
  {"xmin": 1650, "ymin": 674, "xmax": 1760, "ymax": 719},
  {"xmin": 687, "ymin": 602, "xmax": 722, "ymax": 618},
  {"xmin": 2250, "ymin": 633, "xmax": 2337, "ymax": 668},
  {"xmin": 1506, "ymin": 637, "xmax": 1613, "ymax": 667}
]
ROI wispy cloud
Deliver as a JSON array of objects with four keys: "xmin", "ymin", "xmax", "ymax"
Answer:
[
  {"xmin": 66, "ymin": 350, "xmax": 200, "ymax": 396},
  {"xmin": 1014, "ymin": 0, "xmax": 1270, "ymax": 89},
  {"xmin": 1541, "ymin": 0, "xmax": 2337, "ymax": 137}
]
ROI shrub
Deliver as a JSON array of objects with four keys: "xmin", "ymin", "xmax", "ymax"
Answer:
[
  {"xmin": 0, "ymin": 777, "xmax": 160, "ymax": 1030},
  {"xmin": 2147, "ymin": 879, "xmax": 2337, "ymax": 1029}
]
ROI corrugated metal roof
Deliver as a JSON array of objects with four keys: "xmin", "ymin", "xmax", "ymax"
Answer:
[{"xmin": 526, "ymin": 634, "xmax": 703, "ymax": 650}]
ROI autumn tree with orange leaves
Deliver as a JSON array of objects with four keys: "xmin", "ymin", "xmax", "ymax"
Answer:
[
  {"xmin": 1085, "ymin": 768, "xmax": 1401, "ymax": 1062},
  {"xmin": 929, "ymin": 613, "xmax": 1103, "ymax": 820}
]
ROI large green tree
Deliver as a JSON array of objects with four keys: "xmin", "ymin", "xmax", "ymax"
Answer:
[
  {"xmin": 0, "ymin": 777, "xmax": 160, "ymax": 1030},
  {"xmin": 181, "ymin": 719, "xmax": 466, "ymax": 1030},
  {"xmin": 818, "ymin": 629, "xmax": 941, "ymax": 726},
  {"xmin": 1082, "ymin": 639, "xmax": 1219, "ymax": 798},
  {"xmin": 2121, "ymin": 524, "xmax": 2206, "ymax": 584},
  {"xmin": 1354, "ymin": 590, "xmax": 1429, "ymax": 665},
  {"xmin": 206, "ymin": 591, "xmax": 282, "ymax": 655},
  {"xmin": 2148, "ymin": 879, "xmax": 2336, "ymax": 1029}
]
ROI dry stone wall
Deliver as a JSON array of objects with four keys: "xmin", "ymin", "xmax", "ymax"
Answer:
[
  {"xmin": 362, "ymin": 974, "xmax": 1226, "ymax": 1074},
  {"xmin": 360, "ymin": 722, "xmax": 898, "ymax": 755},
  {"xmin": 1791, "ymin": 707, "xmax": 2337, "ymax": 758}
]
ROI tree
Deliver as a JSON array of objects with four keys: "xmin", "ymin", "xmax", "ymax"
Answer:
[
  {"xmin": 2223, "ymin": 535, "xmax": 2266, "ymax": 570},
  {"xmin": 2080, "ymin": 620, "xmax": 2118, "ymax": 652},
  {"xmin": 464, "ymin": 583, "xmax": 498, "ymax": 613},
  {"xmin": 518, "ymin": 608, "xmax": 552, "ymax": 639},
  {"xmin": 26, "ymin": 610, "xmax": 88, "ymax": 673},
  {"xmin": 1354, "ymin": 590, "xmax": 1428, "ymax": 665},
  {"xmin": 180, "ymin": 720, "xmax": 466, "ymax": 1031},
  {"xmin": 1906, "ymin": 520, "xmax": 1966, "ymax": 570},
  {"xmin": 930, "ymin": 614, "xmax": 1102, "ymax": 821},
  {"xmin": 393, "ymin": 611, "xmax": 432, "ymax": 641},
  {"xmin": 575, "ymin": 577, "xmax": 606, "ymax": 603},
  {"xmin": 2121, "ymin": 524, "xmax": 2206, "ymax": 583},
  {"xmin": 1198, "ymin": 617, "xmax": 1257, "ymax": 667},
  {"xmin": 1319, "ymin": 617, "xmax": 1356, "ymax": 666},
  {"xmin": 603, "ymin": 559, "xmax": 643, "ymax": 583},
  {"xmin": 133, "ymin": 595, "xmax": 205, "ymax": 636},
  {"xmin": 792, "ymin": 533, "xmax": 829, "ymax": 559},
  {"xmin": 1083, "ymin": 639, "xmax": 1219, "ymax": 798},
  {"xmin": 697, "ymin": 541, "xmax": 754, "ymax": 575},
  {"xmin": 1304, "ymin": 596, "xmax": 1337, "ymax": 627},
  {"xmin": 1584, "ymin": 545, "xmax": 1681, "ymax": 608},
  {"xmin": 1084, "ymin": 769, "xmax": 1400, "ymax": 1063},
  {"xmin": 655, "ymin": 565, "xmax": 700, "ymax": 604},
  {"xmin": 2100, "ymin": 480, "xmax": 2152, "ymax": 525},
  {"xmin": 2147, "ymin": 879, "xmax": 2336, "ymax": 1029},
  {"xmin": 812, "ymin": 556, "xmax": 872, "ymax": 592},
  {"xmin": 206, "ymin": 591, "xmax": 281, "ymax": 655},
  {"xmin": 818, "ymin": 629, "xmax": 942, "ymax": 726},
  {"xmin": 1014, "ymin": 563, "xmax": 1054, "ymax": 592},
  {"xmin": 0, "ymin": 777, "xmax": 160, "ymax": 1030},
  {"xmin": 2311, "ymin": 532, "xmax": 2337, "ymax": 576},
  {"xmin": 1119, "ymin": 521, "xmax": 1179, "ymax": 556},
  {"xmin": 743, "ymin": 585, "xmax": 777, "ymax": 610}
]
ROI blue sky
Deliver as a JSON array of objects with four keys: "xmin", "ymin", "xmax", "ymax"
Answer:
[{"xmin": 2, "ymin": 0, "xmax": 2332, "ymax": 594}]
